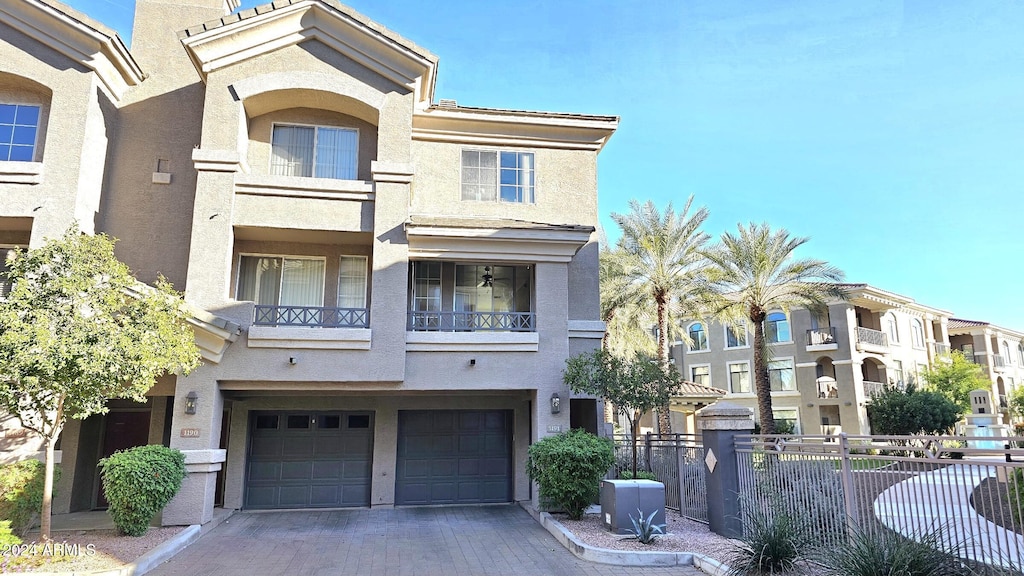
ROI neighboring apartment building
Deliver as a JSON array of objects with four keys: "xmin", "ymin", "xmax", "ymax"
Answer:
[
  {"xmin": 0, "ymin": 0, "xmax": 617, "ymax": 525},
  {"xmin": 672, "ymin": 284, "xmax": 1023, "ymax": 436}
]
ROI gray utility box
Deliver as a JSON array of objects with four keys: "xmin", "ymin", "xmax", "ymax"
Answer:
[{"xmin": 600, "ymin": 479, "xmax": 665, "ymax": 534}]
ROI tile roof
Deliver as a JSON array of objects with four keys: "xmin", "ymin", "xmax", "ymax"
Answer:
[
  {"xmin": 426, "ymin": 103, "xmax": 619, "ymax": 124},
  {"xmin": 948, "ymin": 318, "xmax": 990, "ymax": 329},
  {"xmin": 675, "ymin": 381, "xmax": 726, "ymax": 398}
]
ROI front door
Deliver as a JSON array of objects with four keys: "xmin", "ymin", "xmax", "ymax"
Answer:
[{"xmin": 95, "ymin": 411, "xmax": 151, "ymax": 508}]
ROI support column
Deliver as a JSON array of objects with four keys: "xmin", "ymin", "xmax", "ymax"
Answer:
[
  {"xmin": 698, "ymin": 402, "xmax": 754, "ymax": 539},
  {"xmin": 162, "ymin": 376, "xmax": 225, "ymax": 526}
]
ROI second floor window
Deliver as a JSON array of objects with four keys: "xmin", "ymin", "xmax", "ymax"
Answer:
[
  {"xmin": 769, "ymin": 359, "xmax": 795, "ymax": 391},
  {"xmin": 911, "ymin": 319, "xmax": 925, "ymax": 348},
  {"xmin": 728, "ymin": 362, "xmax": 751, "ymax": 394},
  {"xmin": 725, "ymin": 322, "xmax": 747, "ymax": 348},
  {"xmin": 461, "ymin": 150, "xmax": 535, "ymax": 203},
  {"xmin": 0, "ymin": 104, "xmax": 40, "ymax": 162},
  {"xmin": 690, "ymin": 365, "xmax": 710, "ymax": 387},
  {"xmin": 338, "ymin": 256, "xmax": 368, "ymax": 309},
  {"xmin": 765, "ymin": 312, "xmax": 790, "ymax": 343},
  {"xmin": 237, "ymin": 255, "xmax": 325, "ymax": 308},
  {"xmin": 271, "ymin": 124, "xmax": 357, "ymax": 179},
  {"xmin": 886, "ymin": 314, "xmax": 900, "ymax": 344}
]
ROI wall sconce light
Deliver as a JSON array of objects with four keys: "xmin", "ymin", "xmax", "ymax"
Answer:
[
  {"xmin": 184, "ymin": 391, "xmax": 198, "ymax": 415},
  {"xmin": 550, "ymin": 393, "xmax": 561, "ymax": 415}
]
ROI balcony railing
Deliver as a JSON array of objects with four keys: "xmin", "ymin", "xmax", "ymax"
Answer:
[
  {"xmin": 856, "ymin": 326, "xmax": 888, "ymax": 348},
  {"xmin": 253, "ymin": 305, "xmax": 369, "ymax": 328},
  {"xmin": 862, "ymin": 380, "xmax": 886, "ymax": 398},
  {"xmin": 806, "ymin": 327, "xmax": 838, "ymax": 346},
  {"xmin": 408, "ymin": 311, "xmax": 535, "ymax": 332},
  {"xmin": 931, "ymin": 342, "xmax": 950, "ymax": 355},
  {"xmin": 993, "ymin": 354, "xmax": 1007, "ymax": 368}
]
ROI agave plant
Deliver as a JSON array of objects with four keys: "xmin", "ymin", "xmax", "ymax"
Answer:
[{"xmin": 628, "ymin": 508, "xmax": 667, "ymax": 545}]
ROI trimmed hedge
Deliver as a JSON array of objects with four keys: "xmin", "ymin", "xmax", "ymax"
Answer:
[
  {"xmin": 99, "ymin": 445, "xmax": 186, "ymax": 536},
  {"xmin": 525, "ymin": 429, "xmax": 614, "ymax": 520},
  {"xmin": 0, "ymin": 459, "xmax": 59, "ymax": 536}
]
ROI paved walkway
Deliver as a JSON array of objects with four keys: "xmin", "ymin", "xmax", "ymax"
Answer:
[
  {"xmin": 147, "ymin": 505, "xmax": 705, "ymax": 576},
  {"xmin": 874, "ymin": 463, "xmax": 1024, "ymax": 569}
]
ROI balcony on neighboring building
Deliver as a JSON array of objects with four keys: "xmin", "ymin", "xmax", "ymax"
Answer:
[
  {"xmin": 855, "ymin": 326, "xmax": 889, "ymax": 354},
  {"xmin": 862, "ymin": 380, "xmax": 886, "ymax": 398},
  {"xmin": 993, "ymin": 354, "xmax": 1007, "ymax": 371},
  {"xmin": 806, "ymin": 327, "xmax": 839, "ymax": 351},
  {"xmin": 932, "ymin": 342, "xmax": 950, "ymax": 355}
]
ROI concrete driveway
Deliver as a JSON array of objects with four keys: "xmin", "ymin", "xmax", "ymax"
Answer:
[{"xmin": 147, "ymin": 504, "xmax": 704, "ymax": 576}]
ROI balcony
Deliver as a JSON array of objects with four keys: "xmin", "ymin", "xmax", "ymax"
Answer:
[
  {"xmin": 932, "ymin": 342, "xmax": 951, "ymax": 355},
  {"xmin": 254, "ymin": 305, "xmax": 369, "ymax": 328},
  {"xmin": 806, "ymin": 327, "xmax": 838, "ymax": 350},
  {"xmin": 855, "ymin": 326, "xmax": 889, "ymax": 354},
  {"xmin": 862, "ymin": 380, "xmax": 886, "ymax": 398},
  {"xmin": 407, "ymin": 311, "xmax": 535, "ymax": 332}
]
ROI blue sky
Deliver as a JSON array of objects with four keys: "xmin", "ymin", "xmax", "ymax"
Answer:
[{"xmin": 67, "ymin": 0, "xmax": 1024, "ymax": 330}]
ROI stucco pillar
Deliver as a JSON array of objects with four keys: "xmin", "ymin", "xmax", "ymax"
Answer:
[
  {"xmin": 698, "ymin": 402, "xmax": 754, "ymax": 539},
  {"xmin": 183, "ymin": 155, "xmax": 239, "ymax": 310},
  {"xmin": 162, "ymin": 375, "xmax": 224, "ymax": 526}
]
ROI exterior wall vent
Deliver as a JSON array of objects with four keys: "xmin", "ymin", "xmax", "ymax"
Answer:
[{"xmin": 437, "ymin": 99, "xmax": 458, "ymax": 108}]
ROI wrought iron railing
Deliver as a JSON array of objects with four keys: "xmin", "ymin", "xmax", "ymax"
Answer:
[
  {"xmin": 407, "ymin": 311, "xmax": 535, "ymax": 332},
  {"xmin": 253, "ymin": 305, "xmax": 369, "ymax": 328},
  {"xmin": 932, "ymin": 342, "xmax": 951, "ymax": 355},
  {"xmin": 993, "ymin": 354, "xmax": 1007, "ymax": 368},
  {"xmin": 806, "ymin": 327, "xmax": 838, "ymax": 346},
  {"xmin": 611, "ymin": 433, "xmax": 707, "ymax": 523},
  {"xmin": 856, "ymin": 326, "xmax": 888, "ymax": 347},
  {"xmin": 862, "ymin": 380, "xmax": 886, "ymax": 398}
]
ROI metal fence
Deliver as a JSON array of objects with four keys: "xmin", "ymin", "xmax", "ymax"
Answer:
[
  {"xmin": 735, "ymin": 433, "xmax": 1024, "ymax": 574},
  {"xmin": 611, "ymin": 433, "xmax": 708, "ymax": 523}
]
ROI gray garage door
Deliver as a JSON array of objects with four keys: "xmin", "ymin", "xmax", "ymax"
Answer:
[
  {"xmin": 245, "ymin": 411, "xmax": 373, "ymax": 509},
  {"xmin": 395, "ymin": 410, "xmax": 512, "ymax": 505}
]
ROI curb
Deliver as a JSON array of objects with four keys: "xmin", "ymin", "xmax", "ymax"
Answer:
[
  {"xmin": 130, "ymin": 524, "xmax": 201, "ymax": 575},
  {"xmin": 527, "ymin": 505, "xmax": 729, "ymax": 572}
]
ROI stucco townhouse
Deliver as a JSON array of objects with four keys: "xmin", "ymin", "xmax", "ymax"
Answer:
[
  {"xmin": 0, "ymin": 0, "xmax": 618, "ymax": 526},
  {"xmin": 672, "ymin": 283, "xmax": 1024, "ymax": 436}
]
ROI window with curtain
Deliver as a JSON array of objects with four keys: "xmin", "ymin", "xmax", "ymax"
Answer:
[
  {"xmin": 271, "ymin": 124, "xmax": 357, "ymax": 179},
  {"xmin": 461, "ymin": 149, "xmax": 535, "ymax": 203},
  {"xmin": 0, "ymin": 104, "xmax": 40, "ymax": 162},
  {"xmin": 728, "ymin": 362, "xmax": 750, "ymax": 393},
  {"xmin": 765, "ymin": 312, "xmax": 790, "ymax": 343},
  {"xmin": 237, "ymin": 255, "xmax": 325, "ymax": 307},
  {"xmin": 690, "ymin": 365, "xmax": 710, "ymax": 387},
  {"xmin": 337, "ymin": 256, "xmax": 367, "ymax": 308},
  {"xmin": 688, "ymin": 322, "xmax": 708, "ymax": 351},
  {"xmin": 769, "ymin": 359, "xmax": 795, "ymax": 391},
  {"xmin": 725, "ymin": 322, "xmax": 747, "ymax": 348}
]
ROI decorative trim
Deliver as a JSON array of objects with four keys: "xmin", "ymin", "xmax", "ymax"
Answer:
[
  {"xmin": 234, "ymin": 173, "xmax": 374, "ymax": 201},
  {"xmin": 568, "ymin": 320, "xmax": 605, "ymax": 340},
  {"xmin": 192, "ymin": 149, "xmax": 242, "ymax": 173},
  {"xmin": 247, "ymin": 326, "xmax": 372, "ymax": 350},
  {"xmin": 412, "ymin": 107, "xmax": 618, "ymax": 151},
  {"xmin": 371, "ymin": 161, "xmax": 415, "ymax": 183},
  {"xmin": 405, "ymin": 331, "xmax": 539, "ymax": 352},
  {"xmin": 806, "ymin": 343, "xmax": 839, "ymax": 352},
  {"xmin": 795, "ymin": 362, "xmax": 818, "ymax": 368},
  {"xmin": 406, "ymin": 224, "xmax": 592, "ymax": 263},
  {"xmin": 0, "ymin": 161, "xmax": 43, "ymax": 185},
  {"xmin": 832, "ymin": 360, "xmax": 862, "ymax": 366}
]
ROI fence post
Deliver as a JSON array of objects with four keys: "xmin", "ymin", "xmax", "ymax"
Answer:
[
  {"xmin": 698, "ymin": 402, "xmax": 755, "ymax": 539},
  {"xmin": 644, "ymin": 431, "xmax": 652, "ymax": 473},
  {"xmin": 837, "ymin": 433, "xmax": 859, "ymax": 531}
]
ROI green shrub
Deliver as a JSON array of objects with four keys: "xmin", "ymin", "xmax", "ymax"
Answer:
[
  {"xmin": 815, "ymin": 526, "xmax": 972, "ymax": 576},
  {"xmin": 619, "ymin": 469, "xmax": 657, "ymax": 481},
  {"xmin": 99, "ymin": 445, "xmax": 186, "ymax": 536},
  {"xmin": 1011, "ymin": 468, "xmax": 1024, "ymax": 525},
  {"xmin": 0, "ymin": 460, "xmax": 59, "ymax": 536},
  {"xmin": 525, "ymin": 429, "xmax": 615, "ymax": 520},
  {"xmin": 628, "ymin": 508, "xmax": 666, "ymax": 545},
  {"xmin": 0, "ymin": 520, "xmax": 20, "ymax": 548},
  {"xmin": 728, "ymin": 506, "xmax": 806, "ymax": 575}
]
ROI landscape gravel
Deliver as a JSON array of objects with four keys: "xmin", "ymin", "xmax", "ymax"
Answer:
[
  {"xmin": 555, "ymin": 509, "xmax": 738, "ymax": 561},
  {"xmin": 2, "ymin": 527, "xmax": 184, "ymax": 573}
]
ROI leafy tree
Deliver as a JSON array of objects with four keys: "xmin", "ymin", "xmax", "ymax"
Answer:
[
  {"xmin": 1008, "ymin": 385, "xmax": 1024, "ymax": 423},
  {"xmin": 608, "ymin": 197, "xmax": 711, "ymax": 433},
  {"xmin": 563, "ymin": 349, "xmax": 682, "ymax": 476},
  {"xmin": 921, "ymin": 351, "xmax": 989, "ymax": 414},
  {"xmin": 867, "ymin": 385, "xmax": 961, "ymax": 436},
  {"xmin": 0, "ymin": 227, "xmax": 200, "ymax": 540},
  {"xmin": 703, "ymin": 223, "xmax": 844, "ymax": 434}
]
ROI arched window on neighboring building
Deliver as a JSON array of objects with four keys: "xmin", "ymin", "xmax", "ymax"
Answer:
[
  {"xmin": 765, "ymin": 312, "xmax": 790, "ymax": 343},
  {"xmin": 911, "ymin": 319, "xmax": 925, "ymax": 348},
  {"xmin": 886, "ymin": 313, "xmax": 900, "ymax": 344},
  {"xmin": 688, "ymin": 322, "xmax": 708, "ymax": 351}
]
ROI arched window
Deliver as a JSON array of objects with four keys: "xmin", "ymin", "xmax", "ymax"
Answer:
[
  {"xmin": 886, "ymin": 313, "xmax": 899, "ymax": 344},
  {"xmin": 765, "ymin": 312, "xmax": 790, "ymax": 343},
  {"xmin": 1003, "ymin": 341, "xmax": 1012, "ymax": 364},
  {"xmin": 1018, "ymin": 343, "xmax": 1024, "ymax": 365},
  {"xmin": 688, "ymin": 322, "xmax": 708, "ymax": 351},
  {"xmin": 911, "ymin": 319, "xmax": 925, "ymax": 348}
]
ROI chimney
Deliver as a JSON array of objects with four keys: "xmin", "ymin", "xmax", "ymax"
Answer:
[{"xmin": 130, "ymin": 0, "xmax": 239, "ymax": 76}]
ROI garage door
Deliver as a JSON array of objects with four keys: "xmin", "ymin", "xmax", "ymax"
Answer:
[
  {"xmin": 245, "ymin": 411, "xmax": 373, "ymax": 509},
  {"xmin": 395, "ymin": 410, "xmax": 512, "ymax": 505}
]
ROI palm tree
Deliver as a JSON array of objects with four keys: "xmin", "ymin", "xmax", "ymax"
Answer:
[
  {"xmin": 599, "ymin": 246, "xmax": 656, "ymax": 359},
  {"xmin": 609, "ymin": 197, "xmax": 711, "ymax": 434},
  {"xmin": 703, "ymin": 222, "xmax": 845, "ymax": 434}
]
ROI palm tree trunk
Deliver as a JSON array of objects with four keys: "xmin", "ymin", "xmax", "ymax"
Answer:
[
  {"xmin": 656, "ymin": 293, "xmax": 673, "ymax": 435},
  {"xmin": 751, "ymin": 311, "xmax": 776, "ymax": 435}
]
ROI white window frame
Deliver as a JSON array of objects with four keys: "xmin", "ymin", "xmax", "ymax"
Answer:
[
  {"xmin": 765, "ymin": 311, "xmax": 792, "ymax": 344},
  {"xmin": 886, "ymin": 313, "xmax": 900, "ymax": 345},
  {"xmin": 891, "ymin": 359, "xmax": 904, "ymax": 387},
  {"xmin": 460, "ymin": 148, "xmax": 536, "ymax": 204},
  {"xmin": 0, "ymin": 102, "xmax": 42, "ymax": 162},
  {"xmin": 270, "ymin": 122, "xmax": 359, "ymax": 180},
  {"xmin": 235, "ymin": 253, "xmax": 327, "ymax": 306},
  {"xmin": 768, "ymin": 356, "xmax": 797, "ymax": 393},
  {"xmin": 724, "ymin": 321, "xmax": 749, "ymax": 349},
  {"xmin": 910, "ymin": 318, "xmax": 925, "ymax": 349},
  {"xmin": 337, "ymin": 254, "xmax": 368, "ymax": 309},
  {"xmin": 727, "ymin": 361, "xmax": 752, "ymax": 395},
  {"xmin": 1002, "ymin": 341, "xmax": 1012, "ymax": 365},
  {"xmin": 1018, "ymin": 343, "xmax": 1024, "ymax": 366},
  {"xmin": 772, "ymin": 408, "xmax": 801, "ymax": 433},
  {"xmin": 687, "ymin": 321, "xmax": 709, "ymax": 353},
  {"xmin": 689, "ymin": 363, "xmax": 712, "ymax": 388}
]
